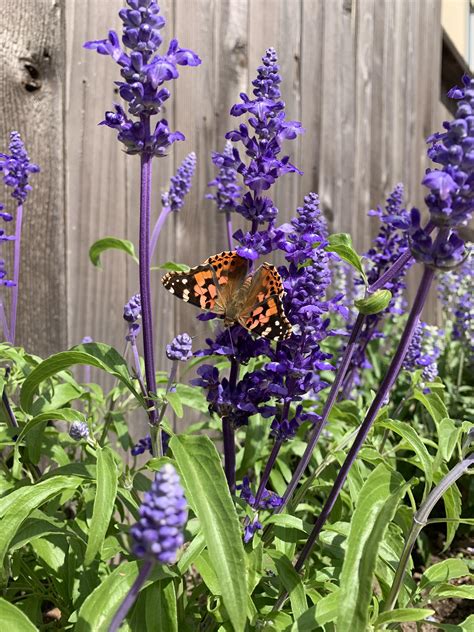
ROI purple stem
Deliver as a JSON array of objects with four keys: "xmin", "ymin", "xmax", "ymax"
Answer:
[
  {"xmin": 223, "ymin": 357, "xmax": 239, "ymax": 493},
  {"xmin": 9, "ymin": 203, "xmax": 22, "ymax": 344},
  {"xmin": 139, "ymin": 116, "xmax": 158, "ymax": 428},
  {"xmin": 293, "ymin": 265, "xmax": 435, "ymax": 574},
  {"xmin": 150, "ymin": 205, "xmax": 171, "ymax": 261},
  {"xmin": 108, "ymin": 559, "xmax": 154, "ymax": 632},
  {"xmin": 2, "ymin": 386, "xmax": 18, "ymax": 428},
  {"xmin": 225, "ymin": 211, "xmax": 233, "ymax": 250},
  {"xmin": 275, "ymin": 312, "xmax": 366, "ymax": 512},
  {"xmin": 253, "ymin": 437, "xmax": 283, "ymax": 507}
]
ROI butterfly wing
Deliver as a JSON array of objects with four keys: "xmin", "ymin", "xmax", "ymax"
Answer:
[
  {"xmin": 161, "ymin": 251, "xmax": 249, "ymax": 314},
  {"xmin": 238, "ymin": 263, "xmax": 292, "ymax": 341}
]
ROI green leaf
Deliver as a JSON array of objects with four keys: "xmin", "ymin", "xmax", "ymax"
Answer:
[
  {"xmin": 170, "ymin": 434, "xmax": 247, "ymax": 632},
  {"xmin": 0, "ymin": 475, "xmax": 83, "ymax": 567},
  {"xmin": 156, "ymin": 261, "xmax": 190, "ymax": 272},
  {"xmin": 420, "ymin": 559, "xmax": 469, "ymax": 591},
  {"xmin": 354, "ymin": 289, "xmax": 392, "ymax": 315},
  {"xmin": 16, "ymin": 409, "xmax": 86, "ymax": 445},
  {"xmin": 375, "ymin": 608, "xmax": 435, "ymax": 626},
  {"xmin": 177, "ymin": 531, "xmax": 206, "ymax": 574},
  {"xmin": 291, "ymin": 590, "xmax": 339, "ymax": 630},
  {"xmin": 430, "ymin": 584, "xmax": 474, "ymax": 600},
  {"xmin": 270, "ymin": 551, "xmax": 307, "ymax": 620},
  {"xmin": 76, "ymin": 561, "xmax": 172, "ymax": 631},
  {"xmin": 84, "ymin": 446, "xmax": 119, "ymax": 566},
  {"xmin": 20, "ymin": 343, "xmax": 143, "ymax": 413},
  {"xmin": 166, "ymin": 391, "xmax": 183, "ymax": 418},
  {"xmin": 378, "ymin": 420, "xmax": 433, "ymax": 496},
  {"xmin": 89, "ymin": 237, "xmax": 138, "ymax": 267},
  {"xmin": 337, "ymin": 464, "xmax": 408, "ymax": 632},
  {"xmin": 412, "ymin": 390, "xmax": 449, "ymax": 425},
  {"xmin": 146, "ymin": 579, "xmax": 178, "ymax": 632},
  {"xmin": 434, "ymin": 469, "xmax": 462, "ymax": 550},
  {"xmin": 326, "ymin": 233, "xmax": 367, "ymax": 284},
  {"xmin": 175, "ymin": 383, "xmax": 209, "ymax": 413},
  {"xmin": 437, "ymin": 418, "xmax": 461, "ymax": 462},
  {"xmin": 0, "ymin": 598, "xmax": 38, "ymax": 631}
]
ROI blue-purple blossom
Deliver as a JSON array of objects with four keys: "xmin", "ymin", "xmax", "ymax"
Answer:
[
  {"xmin": 69, "ymin": 421, "xmax": 90, "ymax": 441},
  {"xmin": 0, "ymin": 204, "xmax": 14, "ymax": 288},
  {"xmin": 438, "ymin": 250, "xmax": 473, "ymax": 363},
  {"xmin": 84, "ymin": 0, "xmax": 200, "ymax": 154},
  {"xmin": 403, "ymin": 322, "xmax": 443, "ymax": 382},
  {"xmin": 238, "ymin": 476, "xmax": 282, "ymax": 510},
  {"xmin": 0, "ymin": 132, "xmax": 39, "ymax": 203},
  {"xmin": 243, "ymin": 517, "xmax": 263, "ymax": 543},
  {"xmin": 162, "ymin": 152, "xmax": 196, "ymax": 211},
  {"xmin": 124, "ymin": 293, "xmax": 142, "ymax": 323},
  {"xmin": 130, "ymin": 463, "xmax": 187, "ymax": 564},
  {"xmin": 131, "ymin": 434, "xmax": 152, "ymax": 455},
  {"xmin": 166, "ymin": 332, "xmax": 192, "ymax": 361},
  {"xmin": 206, "ymin": 141, "xmax": 241, "ymax": 214},
  {"xmin": 410, "ymin": 76, "xmax": 474, "ymax": 267}
]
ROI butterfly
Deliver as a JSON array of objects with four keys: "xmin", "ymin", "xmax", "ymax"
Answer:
[{"xmin": 162, "ymin": 251, "xmax": 292, "ymax": 341}]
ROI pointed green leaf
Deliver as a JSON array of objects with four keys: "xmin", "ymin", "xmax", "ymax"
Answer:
[
  {"xmin": 76, "ymin": 561, "xmax": 172, "ymax": 631},
  {"xmin": 337, "ymin": 464, "xmax": 408, "ymax": 632},
  {"xmin": 0, "ymin": 475, "xmax": 84, "ymax": 567},
  {"xmin": 375, "ymin": 608, "xmax": 435, "ymax": 626},
  {"xmin": 270, "ymin": 550, "xmax": 307, "ymax": 619},
  {"xmin": 170, "ymin": 434, "xmax": 247, "ymax": 632},
  {"xmin": 89, "ymin": 237, "xmax": 138, "ymax": 267},
  {"xmin": 412, "ymin": 390, "xmax": 449, "ymax": 425},
  {"xmin": 145, "ymin": 579, "xmax": 178, "ymax": 632},
  {"xmin": 20, "ymin": 343, "xmax": 143, "ymax": 413},
  {"xmin": 0, "ymin": 598, "xmax": 38, "ymax": 631},
  {"xmin": 326, "ymin": 233, "xmax": 367, "ymax": 284},
  {"xmin": 156, "ymin": 261, "xmax": 190, "ymax": 272},
  {"xmin": 84, "ymin": 446, "xmax": 119, "ymax": 566},
  {"xmin": 166, "ymin": 391, "xmax": 183, "ymax": 418}
]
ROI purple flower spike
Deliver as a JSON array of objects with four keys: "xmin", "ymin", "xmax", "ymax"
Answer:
[
  {"xmin": 206, "ymin": 141, "xmax": 242, "ymax": 214},
  {"xmin": 166, "ymin": 332, "xmax": 193, "ymax": 361},
  {"xmin": 85, "ymin": 0, "xmax": 200, "ymax": 140},
  {"xmin": 69, "ymin": 421, "xmax": 90, "ymax": 441},
  {"xmin": 403, "ymin": 322, "xmax": 443, "ymax": 382},
  {"xmin": 131, "ymin": 463, "xmax": 187, "ymax": 564},
  {"xmin": 131, "ymin": 434, "xmax": 152, "ymax": 456},
  {"xmin": 124, "ymin": 293, "xmax": 142, "ymax": 323},
  {"xmin": 0, "ymin": 132, "xmax": 39, "ymax": 203},
  {"xmin": 162, "ymin": 152, "xmax": 196, "ymax": 211}
]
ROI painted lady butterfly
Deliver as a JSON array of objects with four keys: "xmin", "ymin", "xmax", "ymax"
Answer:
[{"xmin": 162, "ymin": 251, "xmax": 292, "ymax": 341}]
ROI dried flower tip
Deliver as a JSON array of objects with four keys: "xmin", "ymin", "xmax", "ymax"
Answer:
[{"xmin": 131, "ymin": 463, "xmax": 187, "ymax": 564}]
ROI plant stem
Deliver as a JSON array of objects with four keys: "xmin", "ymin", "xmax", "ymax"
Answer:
[
  {"xmin": 139, "ymin": 115, "xmax": 158, "ymax": 430},
  {"xmin": 130, "ymin": 336, "xmax": 147, "ymax": 397},
  {"xmin": 108, "ymin": 559, "xmax": 154, "ymax": 632},
  {"xmin": 0, "ymin": 298, "xmax": 10, "ymax": 341},
  {"xmin": 150, "ymin": 205, "xmax": 171, "ymax": 261},
  {"xmin": 2, "ymin": 385, "xmax": 18, "ymax": 428},
  {"xmin": 223, "ymin": 357, "xmax": 239, "ymax": 493},
  {"xmin": 384, "ymin": 452, "xmax": 474, "ymax": 612},
  {"xmin": 275, "ymin": 312, "xmax": 366, "ymax": 512},
  {"xmin": 225, "ymin": 211, "xmax": 233, "ymax": 250},
  {"xmin": 292, "ymin": 265, "xmax": 435, "ymax": 575},
  {"xmin": 9, "ymin": 203, "xmax": 22, "ymax": 344},
  {"xmin": 254, "ymin": 437, "xmax": 283, "ymax": 506}
]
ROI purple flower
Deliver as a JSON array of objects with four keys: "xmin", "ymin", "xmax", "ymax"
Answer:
[
  {"xmin": 422, "ymin": 75, "xmax": 474, "ymax": 229},
  {"xmin": 124, "ymin": 293, "xmax": 142, "ymax": 323},
  {"xmin": 161, "ymin": 152, "xmax": 196, "ymax": 212},
  {"xmin": 130, "ymin": 463, "xmax": 187, "ymax": 564},
  {"xmin": 409, "ymin": 208, "xmax": 466, "ymax": 268},
  {"xmin": 84, "ymin": 0, "xmax": 200, "ymax": 152},
  {"xmin": 238, "ymin": 476, "xmax": 282, "ymax": 510},
  {"xmin": 69, "ymin": 421, "xmax": 90, "ymax": 441},
  {"xmin": 403, "ymin": 322, "xmax": 443, "ymax": 382},
  {"xmin": 131, "ymin": 434, "xmax": 152, "ymax": 455},
  {"xmin": 243, "ymin": 517, "xmax": 263, "ymax": 543},
  {"xmin": 438, "ymin": 251, "xmax": 473, "ymax": 363},
  {"xmin": 166, "ymin": 332, "xmax": 192, "ymax": 361},
  {"xmin": 206, "ymin": 141, "xmax": 242, "ymax": 214},
  {"xmin": 0, "ymin": 132, "xmax": 39, "ymax": 203}
]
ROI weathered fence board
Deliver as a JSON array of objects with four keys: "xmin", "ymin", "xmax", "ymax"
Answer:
[{"xmin": 0, "ymin": 0, "xmax": 446, "ymax": 360}]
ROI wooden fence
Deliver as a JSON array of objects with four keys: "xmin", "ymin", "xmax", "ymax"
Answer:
[{"xmin": 0, "ymin": 0, "xmax": 447, "ymax": 365}]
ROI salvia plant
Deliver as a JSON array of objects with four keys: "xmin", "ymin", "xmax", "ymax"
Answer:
[{"xmin": 0, "ymin": 2, "xmax": 473, "ymax": 631}]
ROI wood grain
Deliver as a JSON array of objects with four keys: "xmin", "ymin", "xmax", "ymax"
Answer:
[
  {"xmin": 1, "ymin": 0, "xmax": 447, "ymax": 363},
  {"xmin": 0, "ymin": 0, "xmax": 66, "ymax": 356}
]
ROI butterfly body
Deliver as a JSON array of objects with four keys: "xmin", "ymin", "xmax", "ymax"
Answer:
[{"xmin": 162, "ymin": 251, "xmax": 292, "ymax": 341}]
